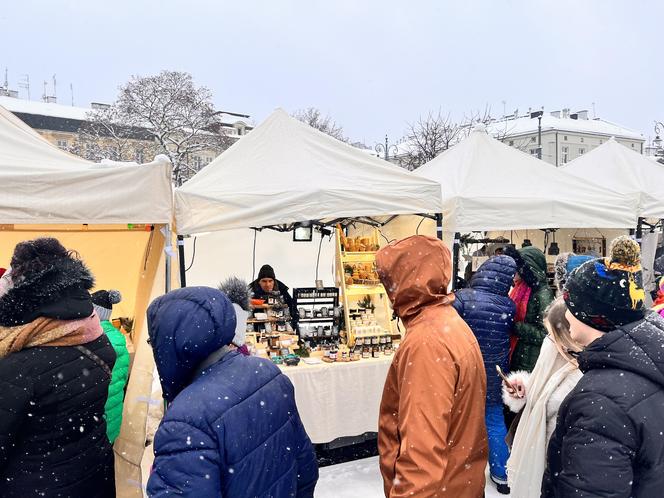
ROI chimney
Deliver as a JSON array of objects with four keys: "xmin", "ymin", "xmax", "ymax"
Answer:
[
  {"xmin": 91, "ymin": 102, "xmax": 111, "ymax": 110},
  {"xmin": 562, "ymin": 108, "xmax": 570, "ymax": 118},
  {"xmin": 576, "ymin": 110, "xmax": 589, "ymax": 120},
  {"xmin": 550, "ymin": 110, "xmax": 561, "ymax": 118}
]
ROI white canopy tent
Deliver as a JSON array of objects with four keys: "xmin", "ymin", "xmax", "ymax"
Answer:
[
  {"xmin": 562, "ymin": 137, "xmax": 664, "ymax": 219},
  {"xmin": 0, "ymin": 105, "xmax": 173, "ymax": 224},
  {"xmin": 175, "ymin": 108, "xmax": 442, "ymax": 235},
  {"xmin": 0, "ymin": 104, "xmax": 175, "ymax": 498},
  {"xmin": 414, "ymin": 125, "xmax": 638, "ymax": 232}
]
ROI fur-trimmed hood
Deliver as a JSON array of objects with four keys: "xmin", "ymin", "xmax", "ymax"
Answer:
[{"xmin": 0, "ymin": 258, "xmax": 95, "ymax": 326}]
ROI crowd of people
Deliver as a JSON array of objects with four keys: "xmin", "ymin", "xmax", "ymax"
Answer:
[{"xmin": 0, "ymin": 233, "xmax": 663, "ymax": 497}]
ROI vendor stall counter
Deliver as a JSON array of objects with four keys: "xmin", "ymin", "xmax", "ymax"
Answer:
[{"xmin": 279, "ymin": 355, "xmax": 393, "ymax": 444}]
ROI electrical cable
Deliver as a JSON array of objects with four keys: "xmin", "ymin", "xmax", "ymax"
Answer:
[
  {"xmin": 184, "ymin": 236, "xmax": 197, "ymax": 272},
  {"xmin": 416, "ymin": 216, "xmax": 425, "ymax": 235},
  {"xmin": 315, "ymin": 231, "xmax": 325, "ymax": 282},
  {"xmin": 252, "ymin": 230, "xmax": 257, "ymax": 280}
]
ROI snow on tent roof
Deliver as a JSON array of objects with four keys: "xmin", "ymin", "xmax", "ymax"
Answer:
[
  {"xmin": 414, "ymin": 125, "xmax": 637, "ymax": 232},
  {"xmin": 0, "ymin": 96, "xmax": 251, "ymax": 127},
  {"xmin": 487, "ymin": 114, "xmax": 644, "ymax": 141},
  {"xmin": 563, "ymin": 137, "xmax": 664, "ymax": 219},
  {"xmin": 0, "ymin": 105, "xmax": 173, "ymax": 224},
  {"xmin": 174, "ymin": 108, "xmax": 442, "ymax": 234}
]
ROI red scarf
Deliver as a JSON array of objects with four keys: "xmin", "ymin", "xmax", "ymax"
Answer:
[{"xmin": 508, "ymin": 280, "xmax": 532, "ymax": 361}]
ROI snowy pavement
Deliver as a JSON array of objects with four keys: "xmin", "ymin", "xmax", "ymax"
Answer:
[{"xmin": 315, "ymin": 456, "xmax": 508, "ymax": 497}]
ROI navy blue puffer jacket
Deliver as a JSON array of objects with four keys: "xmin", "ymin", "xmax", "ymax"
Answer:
[
  {"xmin": 146, "ymin": 287, "xmax": 318, "ymax": 498},
  {"xmin": 453, "ymin": 256, "xmax": 517, "ymax": 405}
]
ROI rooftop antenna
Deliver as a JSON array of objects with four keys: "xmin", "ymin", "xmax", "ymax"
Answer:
[
  {"xmin": 18, "ymin": 74, "xmax": 30, "ymax": 99},
  {"xmin": 42, "ymin": 80, "xmax": 48, "ymax": 102},
  {"xmin": 52, "ymin": 74, "xmax": 57, "ymax": 99},
  {"xmin": 592, "ymin": 102, "xmax": 596, "ymax": 119},
  {"xmin": 502, "ymin": 100, "xmax": 506, "ymax": 118},
  {"xmin": 70, "ymin": 83, "xmax": 74, "ymax": 106},
  {"xmin": 3, "ymin": 68, "xmax": 7, "ymax": 89}
]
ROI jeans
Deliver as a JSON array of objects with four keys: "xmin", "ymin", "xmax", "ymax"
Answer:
[{"xmin": 486, "ymin": 403, "xmax": 510, "ymax": 482}]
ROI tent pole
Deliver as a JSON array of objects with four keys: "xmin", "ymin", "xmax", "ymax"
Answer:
[
  {"xmin": 452, "ymin": 232, "xmax": 461, "ymax": 291},
  {"xmin": 636, "ymin": 217, "xmax": 643, "ymax": 244},
  {"xmin": 164, "ymin": 225, "xmax": 172, "ymax": 293},
  {"xmin": 177, "ymin": 234, "xmax": 187, "ymax": 288},
  {"xmin": 435, "ymin": 213, "xmax": 443, "ymax": 241}
]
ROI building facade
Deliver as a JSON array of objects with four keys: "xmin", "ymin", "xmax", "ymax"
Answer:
[
  {"xmin": 0, "ymin": 95, "xmax": 253, "ymax": 167},
  {"xmin": 489, "ymin": 108, "xmax": 645, "ymax": 166}
]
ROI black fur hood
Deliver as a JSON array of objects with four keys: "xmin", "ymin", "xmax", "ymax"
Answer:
[{"xmin": 0, "ymin": 258, "xmax": 95, "ymax": 326}]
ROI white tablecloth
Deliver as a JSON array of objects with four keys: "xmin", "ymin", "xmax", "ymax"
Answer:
[{"xmin": 280, "ymin": 356, "xmax": 393, "ymax": 444}]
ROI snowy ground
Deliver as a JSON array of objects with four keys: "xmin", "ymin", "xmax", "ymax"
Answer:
[{"xmin": 315, "ymin": 456, "xmax": 508, "ymax": 497}]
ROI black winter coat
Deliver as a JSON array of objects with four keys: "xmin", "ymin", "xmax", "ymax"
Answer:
[
  {"xmin": 542, "ymin": 313, "xmax": 664, "ymax": 498},
  {"xmin": 250, "ymin": 278, "xmax": 299, "ymax": 328},
  {"xmin": 0, "ymin": 335, "xmax": 116, "ymax": 498}
]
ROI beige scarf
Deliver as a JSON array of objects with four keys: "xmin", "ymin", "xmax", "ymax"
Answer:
[
  {"xmin": 506, "ymin": 338, "xmax": 580, "ymax": 498},
  {"xmin": 0, "ymin": 313, "xmax": 103, "ymax": 358}
]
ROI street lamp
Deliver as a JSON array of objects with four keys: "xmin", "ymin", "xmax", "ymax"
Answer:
[
  {"xmin": 653, "ymin": 121, "xmax": 664, "ymax": 157},
  {"xmin": 375, "ymin": 135, "xmax": 399, "ymax": 161},
  {"xmin": 530, "ymin": 110, "xmax": 544, "ymax": 160}
]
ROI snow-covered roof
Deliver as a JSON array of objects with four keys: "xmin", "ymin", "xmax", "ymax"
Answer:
[
  {"xmin": 487, "ymin": 113, "xmax": 644, "ymax": 141},
  {"xmin": 0, "ymin": 96, "xmax": 251, "ymax": 127}
]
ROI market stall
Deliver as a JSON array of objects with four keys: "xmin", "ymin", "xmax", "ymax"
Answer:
[
  {"xmin": 173, "ymin": 108, "xmax": 442, "ymax": 446},
  {"xmin": 0, "ymin": 105, "xmax": 175, "ymax": 498},
  {"xmin": 409, "ymin": 124, "xmax": 639, "ymax": 285}
]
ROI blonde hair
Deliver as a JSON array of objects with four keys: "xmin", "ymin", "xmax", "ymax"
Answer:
[{"xmin": 544, "ymin": 297, "xmax": 582, "ymax": 364}]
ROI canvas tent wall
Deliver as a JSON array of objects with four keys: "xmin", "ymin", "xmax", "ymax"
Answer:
[
  {"xmin": 174, "ymin": 108, "xmax": 442, "ymax": 235},
  {"xmin": 562, "ymin": 137, "xmax": 664, "ymax": 220},
  {"xmin": 0, "ymin": 105, "xmax": 174, "ymax": 498},
  {"xmin": 414, "ymin": 125, "xmax": 638, "ymax": 232}
]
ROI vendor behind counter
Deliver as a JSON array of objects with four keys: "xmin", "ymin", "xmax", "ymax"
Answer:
[{"xmin": 250, "ymin": 265, "xmax": 299, "ymax": 329}]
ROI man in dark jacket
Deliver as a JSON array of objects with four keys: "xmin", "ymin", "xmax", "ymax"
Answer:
[
  {"xmin": 543, "ymin": 236, "xmax": 664, "ymax": 497},
  {"xmin": 453, "ymin": 255, "xmax": 517, "ymax": 494},
  {"xmin": 250, "ymin": 264, "xmax": 299, "ymax": 329},
  {"xmin": 147, "ymin": 286, "xmax": 318, "ymax": 498}
]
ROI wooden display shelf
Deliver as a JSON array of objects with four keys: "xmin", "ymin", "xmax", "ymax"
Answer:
[
  {"xmin": 341, "ymin": 251, "xmax": 378, "ymax": 263},
  {"xmin": 344, "ymin": 284, "xmax": 386, "ymax": 296}
]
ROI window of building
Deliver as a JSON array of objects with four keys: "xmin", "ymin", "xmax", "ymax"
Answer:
[
  {"xmin": 631, "ymin": 143, "xmax": 635, "ymax": 148},
  {"xmin": 193, "ymin": 155, "xmax": 203, "ymax": 169},
  {"xmin": 135, "ymin": 149, "xmax": 145, "ymax": 163},
  {"xmin": 531, "ymin": 136, "xmax": 536, "ymax": 142},
  {"xmin": 563, "ymin": 135, "xmax": 568, "ymax": 141},
  {"xmin": 529, "ymin": 148, "xmax": 538, "ymax": 156},
  {"xmin": 599, "ymin": 140, "xmax": 603, "ymax": 144},
  {"xmin": 57, "ymin": 139, "xmax": 68, "ymax": 149},
  {"xmin": 562, "ymin": 146, "xmax": 569, "ymax": 164},
  {"xmin": 580, "ymin": 137, "xmax": 584, "ymax": 143},
  {"xmin": 579, "ymin": 148, "xmax": 585, "ymax": 155},
  {"xmin": 509, "ymin": 140, "xmax": 514, "ymax": 146}
]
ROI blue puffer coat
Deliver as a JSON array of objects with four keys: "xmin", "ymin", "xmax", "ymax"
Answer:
[
  {"xmin": 146, "ymin": 287, "xmax": 318, "ymax": 498},
  {"xmin": 453, "ymin": 256, "xmax": 517, "ymax": 405}
]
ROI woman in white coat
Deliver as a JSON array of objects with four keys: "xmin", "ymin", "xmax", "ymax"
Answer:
[{"xmin": 502, "ymin": 297, "xmax": 583, "ymax": 498}]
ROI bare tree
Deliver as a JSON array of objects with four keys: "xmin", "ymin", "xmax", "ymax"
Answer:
[
  {"xmin": 70, "ymin": 71, "xmax": 231, "ymax": 185},
  {"xmin": 398, "ymin": 109, "xmax": 463, "ymax": 170},
  {"xmin": 70, "ymin": 105, "xmax": 157, "ymax": 162},
  {"xmin": 293, "ymin": 107, "xmax": 347, "ymax": 142}
]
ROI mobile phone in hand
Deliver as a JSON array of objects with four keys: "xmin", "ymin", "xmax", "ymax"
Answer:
[{"xmin": 496, "ymin": 365, "xmax": 516, "ymax": 391}]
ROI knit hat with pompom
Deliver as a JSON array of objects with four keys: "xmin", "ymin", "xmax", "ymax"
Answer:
[
  {"xmin": 91, "ymin": 289, "xmax": 122, "ymax": 322},
  {"xmin": 563, "ymin": 236, "xmax": 645, "ymax": 332}
]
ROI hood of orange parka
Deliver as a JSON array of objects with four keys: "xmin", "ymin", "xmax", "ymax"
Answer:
[{"xmin": 375, "ymin": 235, "xmax": 454, "ymax": 323}]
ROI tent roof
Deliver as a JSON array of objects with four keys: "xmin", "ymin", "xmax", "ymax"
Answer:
[
  {"xmin": 0, "ymin": 105, "xmax": 173, "ymax": 224},
  {"xmin": 175, "ymin": 108, "xmax": 442, "ymax": 234},
  {"xmin": 414, "ymin": 125, "xmax": 637, "ymax": 232},
  {"xmin": 562, "ymin": 138, "xmax": 664, "ymax": 219}
]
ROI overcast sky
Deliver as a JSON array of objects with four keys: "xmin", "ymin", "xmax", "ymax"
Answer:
[{"xmin": 1, "ymin": 0, "xmax": 662, "ymax": 145}]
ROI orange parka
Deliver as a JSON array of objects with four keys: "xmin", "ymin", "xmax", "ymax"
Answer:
[{"xmin": 376, "ymin": 235, "xmax": 488, "ymax": 498}]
